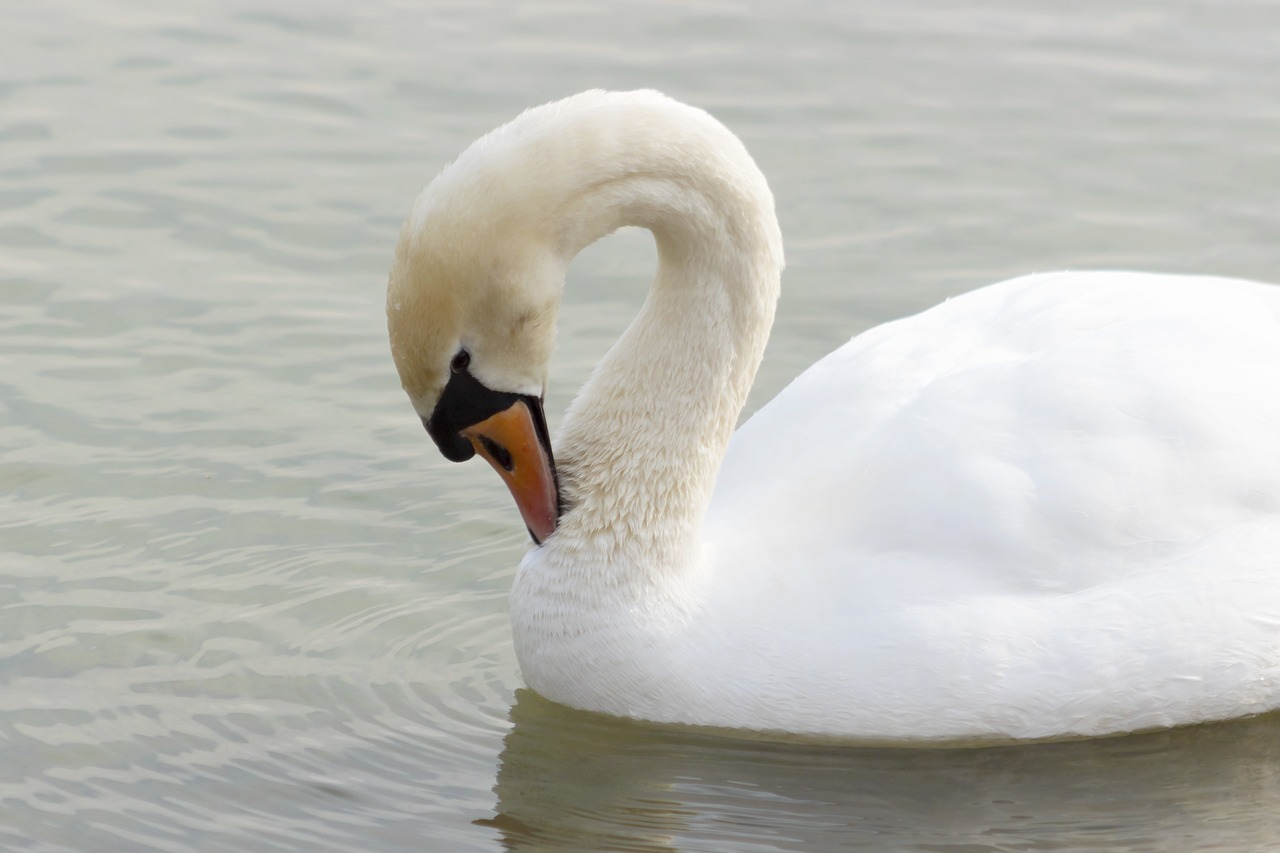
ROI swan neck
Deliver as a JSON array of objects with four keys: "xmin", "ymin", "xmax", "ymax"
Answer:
[{"xmin": 549, "ymin": 119, "xmax": 783, "ymax": 571}]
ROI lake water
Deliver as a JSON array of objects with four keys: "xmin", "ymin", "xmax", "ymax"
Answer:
[{"xmin": 4, "ymin": 1, "xmax": 1280, "ymax": 850}]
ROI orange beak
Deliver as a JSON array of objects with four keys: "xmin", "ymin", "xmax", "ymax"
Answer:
[{"xmin": 460, "ymin": 399, "xmax": 560, "ymax": 544}]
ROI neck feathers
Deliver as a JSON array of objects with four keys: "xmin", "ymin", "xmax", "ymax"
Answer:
[{"xmin": 517, "ymin": 92, "xmax": 783, "ymax": 573}]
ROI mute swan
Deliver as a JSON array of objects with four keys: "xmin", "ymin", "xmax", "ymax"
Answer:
[{"xmin": 387, "ymin": 90, "xmax": 1280, "ymax": 743}]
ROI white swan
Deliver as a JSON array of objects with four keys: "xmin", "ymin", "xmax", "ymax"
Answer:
[{"xmin": 387, "ymin": 90, "xmax": 1280, "ymax": 743}]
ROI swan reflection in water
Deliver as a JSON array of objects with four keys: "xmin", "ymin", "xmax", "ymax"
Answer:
[{"xmin": 482, "ymin": 692, "xmax": 1280, "ymax": 852}]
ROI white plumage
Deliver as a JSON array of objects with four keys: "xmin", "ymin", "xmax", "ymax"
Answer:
[{"xmin": 389, "ymin": 90, "xmax": 1280, "ymax": 743}]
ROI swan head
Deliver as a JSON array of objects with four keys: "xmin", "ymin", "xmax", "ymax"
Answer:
[
  {"xmin": 387, "ymin": 124, "xmax": 570, "ymax": 544},
  {"xmin": 387, "ymin": 88, "xmax": 773, "ymax": 545}
]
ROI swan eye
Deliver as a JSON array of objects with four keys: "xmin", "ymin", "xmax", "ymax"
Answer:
[{"xmin": 451, "ymin": 350, "xmax": 471, "ymax": 374}]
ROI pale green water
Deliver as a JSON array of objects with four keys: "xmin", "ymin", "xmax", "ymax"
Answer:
[{"xmin": 4, "ymin": 1, "xmax": 1280, "ymax": 850}]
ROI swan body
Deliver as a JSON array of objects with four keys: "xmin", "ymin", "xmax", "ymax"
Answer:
[{"xmin": 388, "ymin": 90, "xmax": 1280, "ymax": 742}]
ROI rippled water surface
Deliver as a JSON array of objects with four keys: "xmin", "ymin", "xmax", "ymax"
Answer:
[{"xmin": 5, "ymin": 1, "xmax": 1280, "ymax": 850}]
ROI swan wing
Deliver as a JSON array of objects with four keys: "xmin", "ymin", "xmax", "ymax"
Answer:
[
  {"xmin": 696, "ymin": 271, "xmax": 1280, "ymax": 737},
  {"xmin": 710, "ymin": 271, "xmax": 1280, "ymax": 586}
]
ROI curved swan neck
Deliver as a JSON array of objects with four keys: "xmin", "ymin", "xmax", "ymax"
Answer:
[{"xmin": 540, "ymin": 93, "xmax": 784, "ymax": 572}]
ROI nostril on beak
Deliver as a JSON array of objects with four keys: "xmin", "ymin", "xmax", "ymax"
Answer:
[{"xmin": 477, "ymin": 434, "xmax": 514, "ymax": 472}]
